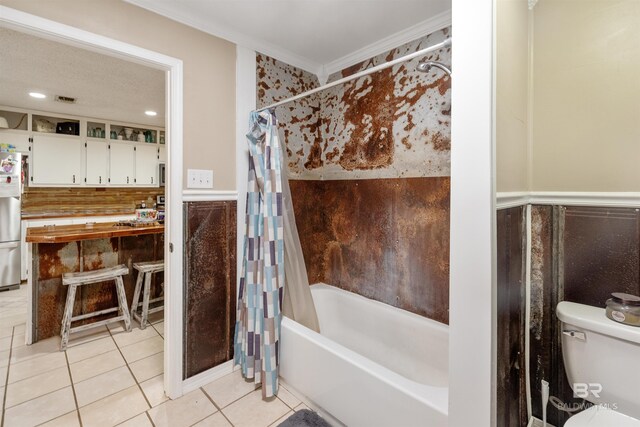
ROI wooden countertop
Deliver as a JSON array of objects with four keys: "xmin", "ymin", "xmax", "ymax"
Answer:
[{"xmin": 26, "ymin": 222, "xmax": 164, "ymax": 243}]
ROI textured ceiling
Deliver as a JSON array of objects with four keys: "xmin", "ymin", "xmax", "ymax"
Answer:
[
  {"xmin": 0, "ymin": 28, "xmax": 165, "ymax": 127},
  {"xmin": 126, "ymin": 0, "xmax": 451, "ymax": 73}
]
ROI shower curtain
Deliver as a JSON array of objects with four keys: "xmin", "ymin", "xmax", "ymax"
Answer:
[{"xmin": 234, "ymin": 110, "xmax": 319, "ymax": 399}]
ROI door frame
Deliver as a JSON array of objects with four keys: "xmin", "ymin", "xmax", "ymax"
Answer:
[{"xmin": 0, "ymin": 6, "xmax": 185, "ymax": 398}]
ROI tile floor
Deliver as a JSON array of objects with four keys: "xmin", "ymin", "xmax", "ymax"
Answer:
[{"xmin": 0, "ymin": 285, "xmax": 309, "ymax": 427}]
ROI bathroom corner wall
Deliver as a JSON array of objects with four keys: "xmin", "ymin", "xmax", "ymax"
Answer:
[{"xmin": 257, "ymin": 28, "xmax": 452, "ymax": 323}]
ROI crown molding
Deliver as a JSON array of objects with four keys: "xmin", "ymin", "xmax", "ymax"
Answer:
[
  {"xmin": 497, "ymin": 191, "xmax": 640, "ymax": 209},
  {"xmin": 323, "ymin": 10, "xmax": 452, "ymax": 76},
  {"xmin": 124, "ymin": 0, "xmax": 323, "ymax": 75}
]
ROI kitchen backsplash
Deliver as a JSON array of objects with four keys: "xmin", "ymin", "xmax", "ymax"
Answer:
[{"xmin": 22, "ymin": 187, "xmax": 164, "ymax": 217}]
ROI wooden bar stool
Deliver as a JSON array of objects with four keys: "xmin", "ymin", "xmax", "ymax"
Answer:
[
  {"xmin": 130, "ymin": 260, "xmax": 165, "ymax": 329},
  {"xmin": 61, "ymin": 264, "xmax": 131, "ymax": 351}
]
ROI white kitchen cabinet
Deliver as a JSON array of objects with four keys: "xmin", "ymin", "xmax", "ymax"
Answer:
[
  {"xmin": 85, "ymin": 140, "xmax": 108, "ymax": 185},
  {"xmin": 158, "ymin": 145, "xmax": 167, "ymax": 162},
  {"xmin": 31, "ymin": 135, "xmax": 82, "ymax": 186},
  {"xmin": 109, "ymin": 142, "xmax": 135, "ymax": 185},
  {"xmin": 135, "ymin": 144, "xmax": 158, "ymax": 186},
  {"xmin": 0, "ymin": 131, "xmax": 30, "ymax": 153}
]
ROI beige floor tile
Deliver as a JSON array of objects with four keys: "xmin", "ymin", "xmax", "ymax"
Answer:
[
  {"xmin": 11, "ymin": 333, "xmax": 26, "ymax": 348},
  {"xmin": 79, "ymin": 385, "xmax": 149, "ymax": 427},
  {"xmin": 117, "ymin": 413, "xmax": 153, "ymax": 427},
  {"xmin": 8, "ymin": 351, "xmax": 67, "ymax": 384},
  {"xmin": 139, "ymin": 374, "xmax": 169, "ymax": 407},
  {"xmin": 222, "ymin": 389, "xmax": 290, "ymax": 427},
  {"xmin": 66, "ymin": 326, "xmax": 110, "ymax": 348},
  {"xmin": 276, "ymin": 385, "xmax": 301, "ymax": 409},
  {"xmin": 66, "ymin": 336, "xmax": 117, "ymax": 364},
  {"xmin": 74, "ymin": 365, "xmax": 136, "ymax": 407},
  {"xmin": 120, "ymin": 336, "xmax": 163, "ymax": 363},
  {"xmin": 294, "ymin": 402, "xmax": 310, "ymax": 412},
  {"xmin": 0, "ymin": 364, "xmax": 7, "ymax": 384},
  {"xmin": 147, "ymin": 389, "xmax": 217, "ymax": 427},
  {"xmin": 0, "ymin": 349, "xmax": 9, "ymax": 367},
  {"xmin": 69, "ymin": 349, "xmax": 125, "ymax": 383},
  {"xmin": 3, "ymin": 386, "xmax": 76, "ymax": 427},
  {"xmin": 193, "ymin": 412, "xmax": 233, "ymax": 427},
  {"xmin": 40, "ymin": 411, "xmax": 81, "ymax": 427},
  {"xmin": 111, "ymin": 325, "xmax": 158, "ymax": 348},
  {"xmin": 5, "ymin": 366, "xmax": 71, "ymax": 408},
  {"xmin": 0, "ymin": 325, "xmax": 12, "ymax": 339},
  {"xmin": 152, "ymin": 321, "xmax": 165, "ymax": 336},
  {"xmin": 0, "ymin": 335, "xmax": 11, "ymax": 351},
  {"xmin": 268, "ymin": 411, "xmax": 294, "ymax": 427},
  {"xmin": 13, "ymin": 323, "xmax": 26, "ymax": 335},
  {"xmin": 129, "ymin": 352, "xmax": 163, "ymax": 382},
  {"xmin": 202, "ymin": 370, "xmax": 257, "ymax": 409},
  {"xmin": 10, "ymin": 336, "xmax": 60, "ymax": 364}
]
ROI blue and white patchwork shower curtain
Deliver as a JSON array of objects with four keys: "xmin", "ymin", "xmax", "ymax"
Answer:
[{"xmin": 234, "ymin": 110, "xmax": 285, "ymax": 398}]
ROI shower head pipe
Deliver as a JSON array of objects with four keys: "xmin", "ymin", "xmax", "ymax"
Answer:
[{"xmin": 416, "ymin": 61, "xmax": 452, "ymax": 76}]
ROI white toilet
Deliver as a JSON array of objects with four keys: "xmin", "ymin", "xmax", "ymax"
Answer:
[{"xmin": 557, "ymin": 301, "xmax": 640, "ymax": 426}]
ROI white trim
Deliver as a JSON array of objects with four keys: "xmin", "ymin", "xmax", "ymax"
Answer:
[
  {"xmin": 182, "ymin": 190, "xmax": 238, "ymax": 202},
  {"xmin": 236, "ymin": 46, "xmax": 255, "ymax": 305},
  {"xmin": 497, "ymin": 191, "xmax": 640, "ymax": 208},
  {"xmin": 0, "ymin": 5, "xmax": 185, "ymax": 400},
  {"xmin": 448, "ymin": 0, "xmax": 494, "ymax": 424},
  {"xmin": 323, "ymin": 10, "xmax": 452, "ymax": 76},
  {"xmin": 182, "ymin": 360, "xmax": 234, "ymax": 394},
  {"xmin": 124, "ymin": 0, "xmax": 322, "ymax": 75},
  {"xmin": 496, "ymin": 192, "xmax": 529, "ymax": 209}
]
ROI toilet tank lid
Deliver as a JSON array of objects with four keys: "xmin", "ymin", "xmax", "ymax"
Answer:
[{"xmin": 557, "ymin": 301, "xmax": 640, "ymax": 345}]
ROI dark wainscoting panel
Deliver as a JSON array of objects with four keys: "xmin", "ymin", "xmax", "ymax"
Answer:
[
  {"xmin": 496, "ymin": 206, "xmax": 527, "ymax": 427},
  {"xmin": 289, "ymin": 177, "xmax": 450, "ymax": 323},
  {"xmin": 530, "ymin": 205, "xmax": 640, "ymax": 426},
  {"xmin": 183, "ymin": 200, "xmax": 237, "ymax": 379}
]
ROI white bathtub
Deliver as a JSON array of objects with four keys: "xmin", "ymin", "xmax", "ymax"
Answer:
[{"xmin": 280, "ymin": 283, "xmax": 449, "ymax": 427}]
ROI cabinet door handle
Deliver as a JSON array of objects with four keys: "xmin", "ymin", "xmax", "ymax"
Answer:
[
  {"xmin": 127, "ymin": 176, "xmax": 129, "ymax": 184},
  {"xmin": 73, "ymin": 174, "xmax": 76, "ymax": 183},
  {"xmin": 99, "ymin": 176, "xmax": 102, "ymax": 184},
  {"xmin": 151, "ymin": 177, "xmax": 153, "ymax": 184}
]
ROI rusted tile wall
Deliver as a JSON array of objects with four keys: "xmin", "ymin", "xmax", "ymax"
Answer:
[
  {"xmin": 289, "ymin": 178, "xmax": 450, "ymax": 323},
  {"xmin": 257, "ymin": 28, "xmax": 451, "ymax": 323},
  {"xmin": 23, "ymin": 187, "xmax": 164, "ymax": 217},
  {"xmin": 33, "ymin": 235, "xmax": 164, "ymax": 341},
  {"xmin": 529, "ymin": 205, "xmax": 640, "ymax": 426},
  {"xmin": 183, "ymin": 201, "xmax": 237, "ymax": 379},
  {"xmin": 496, "ymin": 206, "xmax": 527, "ymax": 427}
]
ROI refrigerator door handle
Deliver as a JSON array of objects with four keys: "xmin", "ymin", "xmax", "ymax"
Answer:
[{"xmin": 0, "ymin": 241, "xmax": 19, "ymax": 249}]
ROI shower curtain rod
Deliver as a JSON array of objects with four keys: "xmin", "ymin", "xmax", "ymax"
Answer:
[{"xmin": 255, "ymin": 38, "xmax": 452, "ymax": 113}]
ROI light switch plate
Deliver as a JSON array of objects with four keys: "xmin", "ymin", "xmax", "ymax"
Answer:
[{"xmin": 187, "ymin": 169, "xmax": 213, "ymax": 189}]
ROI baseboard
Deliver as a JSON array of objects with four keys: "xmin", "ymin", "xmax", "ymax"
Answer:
[
  {"xmin": 527, "ymin": 416, "xmax": 556, "ymax": 427},
  {"xmin": 182, "ymin": 360, "xmax": 234, "ymax": 394},
  {"xmin": 497, "ymin": 191, "xmax": 640, "ymax": 209}
]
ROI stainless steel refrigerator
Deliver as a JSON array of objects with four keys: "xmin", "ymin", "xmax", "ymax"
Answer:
[{"xmin": 0, "ymin": 152, "xmax": 21, "ymax": 291}]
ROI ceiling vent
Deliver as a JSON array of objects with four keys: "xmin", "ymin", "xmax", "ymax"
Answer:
[{"xmin": 55, "ymin": 95, "xmax": 76, "ymax": 104}]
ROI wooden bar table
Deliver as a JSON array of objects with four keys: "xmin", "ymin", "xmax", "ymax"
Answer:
[{"xmin": 25, "ymin": 222, "xmax": 164, "ymax": 343}]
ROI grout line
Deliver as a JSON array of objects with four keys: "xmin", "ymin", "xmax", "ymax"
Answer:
[
  {"xmin": 199, "ymin": 387, "xmax": 235, "ymax": 427},
  {"xmin": 108, "ymin": 325, "xmax": 154, "ymax": 411},
  {"xmin": 34, "ymin": 410, "xmax": 78, "ymax": 427},
  {"xmin": 145, "ymin": 410, "xmax": 156, "ymax": 427},
  {"xmin": 64, "ymin": 348, "xmax": 83, "ymax": 427}
]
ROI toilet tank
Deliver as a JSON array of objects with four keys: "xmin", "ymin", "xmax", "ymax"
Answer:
[{"xmin": 557, "ymin": 301, "xmax": 640, "ymax": 419}]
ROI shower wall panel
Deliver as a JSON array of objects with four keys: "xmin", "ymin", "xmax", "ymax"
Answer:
[{"xmin": 257, "ymin": 27, "xmax": 451, "ymax": 322}]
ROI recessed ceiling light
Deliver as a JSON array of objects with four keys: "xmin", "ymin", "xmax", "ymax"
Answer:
[
  {"xmin": 145, "ymin": 110, "xmax": 157, "ymax": 116},
  {"xmin": 29, "ymin": 92, "xmax": 46, "ymax": 99}
]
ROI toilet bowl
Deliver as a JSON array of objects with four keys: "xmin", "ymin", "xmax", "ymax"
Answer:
[{"xmin": 557, "ymin": 301, "xmax": 640, "ymax": 426}]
